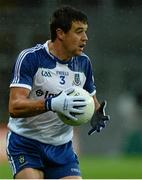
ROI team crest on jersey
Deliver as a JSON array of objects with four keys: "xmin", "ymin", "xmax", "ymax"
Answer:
[{"xmin": 73, "ymin": 73, "xmax": 81, "ymax": 86}]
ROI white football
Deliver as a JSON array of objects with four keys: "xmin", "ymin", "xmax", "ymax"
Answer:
[{"xmin": 58, "ymin": 87, "xmax": 95, "ymax": 126}]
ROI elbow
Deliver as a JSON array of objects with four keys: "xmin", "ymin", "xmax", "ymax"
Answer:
[
  {"xmin": 10, "ymin": 113, "xmax": 16, "ymax": 118},
  {"xmin": 9, "ymin": 105, "xmax": 20, "ymax": 118},
  {"xmin": 9, "ymin": 108, "xmax": 19, "ymax": 118},
  {"xmin": 9, "ymin": 112, "xmax": 18, "ymax": 118}
]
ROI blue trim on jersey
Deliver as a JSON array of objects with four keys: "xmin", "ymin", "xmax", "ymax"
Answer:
[
  {"xmin": 8, "ymin": 42, "xmax": 96, "ymax": 148},
  {"xmin": 10, "ymin": 42, "xmax": 96, "ymax": 94},
  {"xmin": 68, "ymin": 55, "xmax": 96, "ymax": 93},
  {"xmin": 12, "ymin": 45, "xmax": 44, "ymax": 84}
]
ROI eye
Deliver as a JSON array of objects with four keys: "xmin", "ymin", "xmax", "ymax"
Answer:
[
  {"xmin": 76, "ymin": 31, "xmax": 82, "ymax": 34},
  {"xmin": 76, "ymin": 30, "xmax": 85, "ymax": 34}
]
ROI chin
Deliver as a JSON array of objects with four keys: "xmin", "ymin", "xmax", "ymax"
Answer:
[{"xmin": 75, "ymin": 51, "xmax": 83, "ymax": 56}]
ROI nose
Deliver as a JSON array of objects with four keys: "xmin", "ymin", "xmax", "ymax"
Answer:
[{"xmin": 82, "ymin": 32, "xmax": 88, "ymax": 41}]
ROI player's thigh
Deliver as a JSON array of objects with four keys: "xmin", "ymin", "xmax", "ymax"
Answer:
[
  {"xmin": 61, "ymin": 175, "xmax": 82, "ymax": 179},
  {"xmin": 6, "ymin": 132, "xmax": 44, "ymax": 178},
  {"xmin": 15, "ymin": 167, "xmax": 44, "ymax": 179}
]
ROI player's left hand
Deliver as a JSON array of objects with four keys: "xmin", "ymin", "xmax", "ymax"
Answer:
[{"xmin": 88, "ymin": 100, "xmax": 110, "ymax": 135}]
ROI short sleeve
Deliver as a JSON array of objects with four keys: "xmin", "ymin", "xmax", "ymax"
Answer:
[
  {"xmin": 10, "ymin": 49, "xmax": 38, "ymax": 90},
  {"xmin": 83, "ymin": 58, "xmax": 96, "ymax": 96}
]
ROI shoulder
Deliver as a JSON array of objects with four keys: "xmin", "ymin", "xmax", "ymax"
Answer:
[
  {"xmin": 15, "ymin": 43, "xmax": 47, "ymax": 69},
  {"xmin": 76, "ymin": 52, "xmax": 92, "ymax": 65},
  {"xmin": 79, "ymin": 52, "xmax": 90, "ymax": 60},
  {"xmin": 74, "ymin": 52, "xmax": 92, "ymax": 67},
  {"xmin": 18, "ymin": 44, "xmax": 45, "ymax": 60},
  {"xmin": 68, "ymin": 53, "xmax": 92, "ymax": 73},
  {"xmin": 12, "ymin": 44, "xmax": 46, "ymax": 78}
]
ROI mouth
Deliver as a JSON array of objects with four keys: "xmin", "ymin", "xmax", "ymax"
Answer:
[{"xmin": 79, "ymin": 44, "xmax": 86, "ymax": 51}]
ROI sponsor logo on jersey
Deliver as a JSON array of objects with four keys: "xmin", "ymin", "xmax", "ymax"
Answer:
[
  {"xmin": 35, "ymin": 89, "xmax": 56, "ymax": 98},
  {"xmin": 71, "ymin": 168, "xmax": 80, "ymax": 173},
  {"xmin": 73, "ymin": 73, "xmax": 81, "ymax": 86},
  {"xmin": 56, "ymin": 71, "xmax": 69, "ymax": 76},
  {"xmin": 36, "ymin": 89, "xmax": 44, "ymax": 96},
  {"xmin": 41, "ymin": 70, "xmax": 52, "ymax": 77}
]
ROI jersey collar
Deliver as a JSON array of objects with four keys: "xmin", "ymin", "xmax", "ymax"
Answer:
[{"xmin": 44, "ymin": 40, "xmax": 73, "ymax": 64}]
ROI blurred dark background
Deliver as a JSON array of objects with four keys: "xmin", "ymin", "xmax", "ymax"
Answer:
[{"xmin": 0, "ymin": 0, "xmax": 142, "ymax": 156}]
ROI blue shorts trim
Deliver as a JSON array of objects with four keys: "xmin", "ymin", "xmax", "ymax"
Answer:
[{"xmin": 6, "ymin": 131, "xmax": 81, "ymax": 179}]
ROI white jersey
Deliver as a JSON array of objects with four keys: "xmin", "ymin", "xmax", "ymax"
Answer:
[{"xmin": 8, "ymin": 41, "xmax": 96, "ymax": 146}]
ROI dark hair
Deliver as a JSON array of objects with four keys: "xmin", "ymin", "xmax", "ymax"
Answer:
[{"xmin": 49, "ymin": 6, "xmax": 88, "ymax": 42}]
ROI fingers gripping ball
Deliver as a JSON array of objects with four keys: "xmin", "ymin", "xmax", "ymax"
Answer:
[{"xmin": 58, "ymin": 87, "xmax": 95, "ymax": 126}]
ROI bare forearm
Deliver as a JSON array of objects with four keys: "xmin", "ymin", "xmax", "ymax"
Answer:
[
  {"xmin": 93, "ymin": 95, "xmax": 100, "ymax": 111},
  {"xmin": 9, "ymin": 98, "xmax": 46, "ymax": 118}
]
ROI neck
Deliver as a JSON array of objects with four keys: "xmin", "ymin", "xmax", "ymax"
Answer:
[{"xmin": 48, "ymin": 40, "xmax": 71, "ymax": 61}]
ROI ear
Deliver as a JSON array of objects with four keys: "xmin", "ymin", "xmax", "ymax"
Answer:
[{"xmin": 56, "ymin": 28, "xmax": 65, "ymax": 40}]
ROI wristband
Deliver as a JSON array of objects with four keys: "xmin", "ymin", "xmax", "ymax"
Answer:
[{"xmin": 45, "ymin": 97, "xmax": 52, "ymax": 111}]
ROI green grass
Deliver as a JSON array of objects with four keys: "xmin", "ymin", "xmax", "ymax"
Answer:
[
  {"xmin": 1, "ymin": 156, "xmax": 142, "ymax": 179},
  {"xmin": 80, "ymin": 155, "xmax": 142, "ymax": 178},
  {"xmin": 0, "ymin": 163, "xmax": 12, "ymax": 179}
]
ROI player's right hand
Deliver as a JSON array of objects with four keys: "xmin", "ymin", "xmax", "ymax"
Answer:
[{"xmin": 45, "ymin": 87, "xmax": 87, "ymax": 121}]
